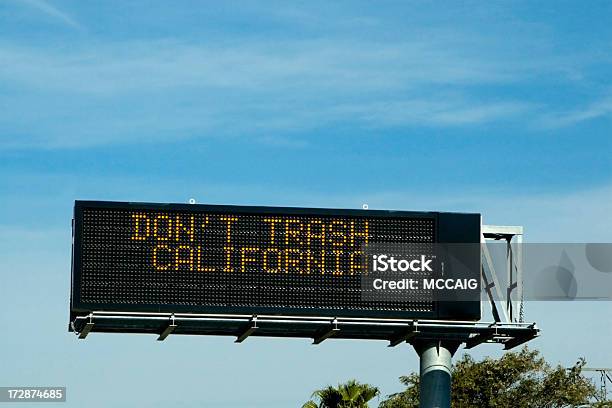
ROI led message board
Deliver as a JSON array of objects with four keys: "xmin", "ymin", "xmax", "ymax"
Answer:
[{"xmin": 70, "ymin": 201, "xmax": 481, "ymax": 322}]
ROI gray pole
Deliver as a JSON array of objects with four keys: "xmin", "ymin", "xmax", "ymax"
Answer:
[{"xmin": 413, "ymin": 341, "xmax": 459, "ymax": 408}]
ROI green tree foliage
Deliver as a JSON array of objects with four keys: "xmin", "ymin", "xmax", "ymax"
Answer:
[
  {"xmin": 380, "ymin": 347, "xmax": 605, "ymax": 408},
  {"xmin": 378, "ymin": 373, "xmax": 420, "ymax": 408},
  {"xmin": 302, "ymin": 379, "xmax": 380, "ymax": 408}
]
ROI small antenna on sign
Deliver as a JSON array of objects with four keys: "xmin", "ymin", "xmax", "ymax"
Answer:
[
  {"xmin": 188, "ymin": 198, "xmax": 196, "ymax": 204},
  {"xmin": 362, "ymin": 203, "xmax": 369, "ymax": 210}
]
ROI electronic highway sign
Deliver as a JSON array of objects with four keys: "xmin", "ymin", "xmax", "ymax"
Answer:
[{"xmin": 70, "ymin": 201, "xmax": 481, "ymax": 329}]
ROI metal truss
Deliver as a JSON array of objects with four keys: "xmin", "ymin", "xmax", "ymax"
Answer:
[
  {"xmin": 581, "ymin": 368, "xmax": 612, "ymax": 402},
  {"xmin": 481, "ymin": 225, "xmax": 524, "ymax": 323},
  {"xmin": 71, "ymin": 311, "xmax": 539, "ymax": 350}
]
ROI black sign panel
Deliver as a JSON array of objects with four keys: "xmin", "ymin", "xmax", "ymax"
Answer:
[{"xmin": 71, "ymin": 201, "xmax": 481, "ymax": 321}]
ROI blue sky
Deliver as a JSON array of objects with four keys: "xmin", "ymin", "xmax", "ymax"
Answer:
[{"xmin": 0, "ymin": 1, "xmax": 611, "ymax": 407}]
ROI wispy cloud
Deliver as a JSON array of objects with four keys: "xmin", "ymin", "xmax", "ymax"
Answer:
[
  {"xmin": 331, "ymin": 99, "xmax": 532, "ymax": 127},
  {"xmin": 257, "ymin": 135, "xmax": 309, "ymax": 149},
  {"xmin": 0, "ymin": 11, "xmax": 607, "ymax": 149},
  {"xmin": 0, "ymin": 35, "xmax": 555, "ymax": 149},
  {"xmin": 0, "ymin": 38, "xmax": 539, "ymax": 95},
  {"xmin": 14, "ymin": 0, "xmax": 82, "ymax": 30},
  {"xmin": 539, "ymin": 96, "xmax": 612, "ymax": 128}
]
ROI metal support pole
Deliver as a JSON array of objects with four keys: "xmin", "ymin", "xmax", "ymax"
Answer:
[{"xmin": 414, "ymin": 341, "xmax": 459, "ymax": 408}]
